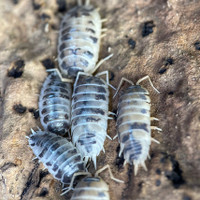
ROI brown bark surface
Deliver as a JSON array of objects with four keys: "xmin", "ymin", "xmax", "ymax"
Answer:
[{"xmin": 0, "ymin": 0, "xmax": 200, "ymax": 200}]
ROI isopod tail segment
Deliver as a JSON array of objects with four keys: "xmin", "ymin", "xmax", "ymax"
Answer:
[{"xmin": 61, "ymin": 164, "xmax": 124, "ymax": 195}]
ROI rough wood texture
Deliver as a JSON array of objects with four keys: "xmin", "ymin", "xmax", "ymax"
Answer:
[{"xmin": 0, "ymin": 0, "xmax": 200, "ymax": 200}]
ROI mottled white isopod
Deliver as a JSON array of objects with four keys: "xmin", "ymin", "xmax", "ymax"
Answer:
[
  {"xmin": 39, "ymin": 71, "xmax": 71, "ymax": 136},
  {"xmin": 114, "ymin": 76, "xmax": 162, "ymax": 175},
  {"xmin": 71, "ymin": 71, "xmax": 114, "ymax": 169},
  {"xmin": 28, "ymin": 130, "xmax": 85, "ymax": 185},
  {"xmin": 57, "ymin": 0, "xmax": 110, "ymax": 81}
]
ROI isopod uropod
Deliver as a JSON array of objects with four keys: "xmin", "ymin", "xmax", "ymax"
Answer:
[
  {"xmin": 61, "ymin": 165, "xmax": 124, "ymax": 198},
  {"xmin": 114, "ymin": 76, "xmax": 162, "ymax": 175},
  {"xmin": 28, "ymin": 130, "xmax": 85, "ymax": 184},
  {"xmin": 71, "ymin": 71, "xmax": 113, "ymax": 169},
  {"xmin": 57, "ymin": 0, "xmax": 110, "ymax": 81},
  {"xmin": 39, "ymin": 71, "xmax": 72, "ymax": 136}
]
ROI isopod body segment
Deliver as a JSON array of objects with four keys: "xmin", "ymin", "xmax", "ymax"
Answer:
[
  {"xmin": 39, "ymin": 71, "xmax": 71, "ymax": 136},
  {"xmin": 28, "ymin": 130, "xmax": 85, "ymax": 184},
  {"xmin": 115, "ymin": 76, "xmax": 161, "ymax": 175},
  {"xmin": 57, "ymin": 0, "xmax": 103, "ymax": 79},
  {"xmin": 71, "ymin": 71, "xmax": 111, "ymax": 169}
]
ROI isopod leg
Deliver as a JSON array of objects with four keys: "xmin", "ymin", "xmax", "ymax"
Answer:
[
  {"xmin": 151, "ymin": 138, "xmax": 160, "ymax": 144},
  {"xmin": 150, "ymin": 117, "xmax": 159, "ymax": 121},
  {"xmin": 46, "ymin": 68, "xmax": 73, "ymax": 83},
  {"xmin": 61, "ymin": 171, "xmax": 90, "ymax": 195},
  {"xmin": 91, "ymin": 54, "xmax": 113, "ymax": 74},
  {"xmin": 74, "ymin": 71, "xmax": 91, "ymax": 87},
  {"xmin": 101, "ymin": 18, "xmax": 108, "ymax": 23},
  {"xmin": 113, "ymin": 77, "xmax": 134, "ymax": 98},
  {"xmin": 136, "ymin": 75, "xmax": 160, "ymax": 93},
  {"xmin": 95, "ymin": 70, "xmax": 116, "ymax": 90},
  {"xmin": 95, "ymin": 164, "xmax": 124, "ymax": 183},
  {"xmin": 151, "ymin": 126, "xmax": 162, "ymax": 132},
  {"xmin": 85, "ymin": 0, "xmax": 90, "ymax": 6},
  {"xmin": 92, "ymin": 155, "xmax": 97, "ymax": 170}
]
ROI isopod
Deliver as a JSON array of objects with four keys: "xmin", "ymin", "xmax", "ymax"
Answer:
[
  {"xmin": 114, "ymin": 76, "xmax": 162, "ymax": 175},
  {"xmin": 39, "ymin": 71, "xmax": 71, "ymax": 136},
  {"xmin": 71, "ymin": 71, "xmax": 113, "ymax": 169},
  {"xmin": 28, "ymin": 129, "xmax": 85, "ymax": 184},
  {"xmin": 57, "ymin": 0, "xmax": 111, "ymax": 81},
  {"xmin": 61, "ymin": 164, "xmax": 124, "ymax": 197}
]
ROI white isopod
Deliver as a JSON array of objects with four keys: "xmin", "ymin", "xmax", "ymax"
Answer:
[
  {"xmin": 114, "ymin": 76, "xmax": 162, "ymax": 175},
  {"xmin": 71, "ymin": 71, "xmax": 114, "ymax": 169},
  {"xmin": 39, "ymin": 71, "xmax": 71, "ymax": 136},
  {"xmin": 27, "ymin": 129, "xmax": 85, "ymax": 185},
  {"xmin": 61, "ymin": 165, "xmax": 124, "ymax": 198},
  {"xmin": 56, "ymin": 0, "xmax": 111, "ymax": 81}
]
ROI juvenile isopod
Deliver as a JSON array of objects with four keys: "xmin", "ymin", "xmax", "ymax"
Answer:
[
  {"xmin": 71, "ymin": 71, "xmax": 114, "ymax": 169},
  {"xmin": 61, "ymin": 164, "xmax": 124, "ymax": 198},
  {"xmin": 56, "ymin": 0, "xmax": 112, "ymax": 81},
  {"xmin": 39, "ymin": 71, "xmax": 71, "ymax": 136},
  {"xmin": 114, "ymin": 76, "xmax": 162, "ymax": 175},
  {"xmin": 27, "ymin": 129, "xmax": 85, "ymax": 185}
]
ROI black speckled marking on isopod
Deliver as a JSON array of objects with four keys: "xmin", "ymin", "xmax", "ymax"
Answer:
[
  {"xmin": 130, "ymin": 122, "xmax": 148, "ymax": 133},
  {"xmin": 89, "ymin": 36, "xmax": 98, "ymax": 43}
]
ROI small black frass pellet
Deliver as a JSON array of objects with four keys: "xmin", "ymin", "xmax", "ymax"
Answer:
[
  {"xmin": 32, "ymin": 0, "xmax": 41, "ymax": 10},
  {"xmin": 41, "ymin": 58, "xmax": 55, "ymax": 70},
  {"xmin": 13, "ymin": 104, "xmax": 27, "ymax": 114},
  {"xmin": 7, "ymin": 60, "xmax": 25, "ymax": 78},
  {"xmin": 158, "ymin": 68, "xmax": 167, "ymax": 74},
  {"xmin": 182, "ymin": 195, "xmax": 192, "ymax": 200},
  {"xmin": 194, "ymin": 41, "xmax": 200, "ymax": 50},
  {"xmin": 142, "ymin": 21, "xmax": 155, "ymax": 37},
  {"xmin": 28, "ymin": 108, "xmax": 39, "ymax": 119},
  {"xmin": 40, "ymin": 13, "xmax": 51, "ymax": 20},
  {"xmin": 128, "ymin": 38, "xmax": 136, "ymax": 49},
  {"xmin": 38, "ymin": 188, "xmax": 49, "ymax": 197},
  {"xmin": 156, "ymin": 168, "xmax": 161, "ymax": 175},
  {"xmin": 164, "ymin": 58, "xmax": 174, "ymax": 66},
  {"xmin": 12, "ymin": 0, "xmax": 19, "ymax": 4},
  {"xmin": 155, "ymin": 179, "xmax": 161, "ymax": 186},
  {"xmin": 56, "ymin": 0, "xmax": 67, "ymax": 12}
]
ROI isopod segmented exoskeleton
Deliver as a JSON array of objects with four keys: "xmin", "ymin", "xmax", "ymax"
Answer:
[
  {"xmin": 61, "ymin": 165, "xmax": 124, "ymax": 197},
  {"xmin": 57, "ymin": 0, "xmax": 111, "ymax": 81},
  {"xmin": 39, "ymin": 71, "xmax": 71, "ymax": 136},
  {"xmin": 28, "ymin": 130, "xmax": 85, "ymax": 184},
  {"xmin": 71, "ymin": 71, "xmax": 114, "ymax": 169},
  {"xmin": 114, "ymin": 76, "xmax": 162, "ymax": 175}
]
